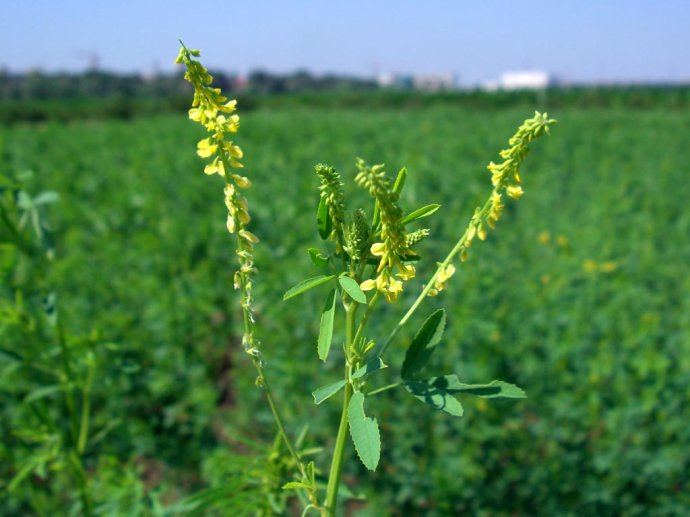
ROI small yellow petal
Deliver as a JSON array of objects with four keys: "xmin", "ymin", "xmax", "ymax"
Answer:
[
  {"xmin": 360, "ymin": 279, "xmax": 376, "ymax": 291},
  {"xmin": 232, "ymin": 174, "xmax": 252, "ymax": 188},
  {"xmin": 226, "ymin": 214, "xmax": 236, "ymax": 234},
  {"xmin": 239, "ymin": 229, "xmax": 259, "ymax": 243},
  {"xmin": 371, "ymin": 242, "xmax": 385, "ymax": 256}
]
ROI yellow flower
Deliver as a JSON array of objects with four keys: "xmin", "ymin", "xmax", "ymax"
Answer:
[
  {"xmin": 433, "ymin": 263, "xmax": 456, "ymax": 293},
  {"xmin": 226, "ymin": 214, "xmax": 236, "ymax": 234},
  {"xmin": 600, "ymin": 261, "xmax": 618, "ymax": 273},
  {"xmin": 232, "ymin": 174, "xmax": 252, "ymax": 189},
  {"xmin": 583, "ymin": 259, "xmax": 598, "ymax": 273},
  {"xmin": 240, "ymin": 229, "xmax": 259, "ymax": 244},
  {"xmin": 397, "ymin": 263, "xmax": 416, "ymax": 280},
  {"xmin": 197, "ymin": 138, "xmax": 217, "ymax": 158},
  {"xmin": 360, "ymin": 279, "xmax": 377, "ymax": 291},
  {"xmin": 506, "ymin": 185, "xmax": 524, "ymax": 199}
]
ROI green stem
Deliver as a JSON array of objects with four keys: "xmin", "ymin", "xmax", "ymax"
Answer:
[
  {"xmin": 218, "ymin": 148, "xmax": 307, "ymax": 484},
  {"xmin": 367, "ymin": 382, "xmax": 400, "ymax": 397},
  {"xmin": 77, "ymin": 357, "xmax": 96, "ymax": 455},
  {"xmin": 324, "ymin": 380, "xmax": 352, "ymax": 516},
  {"xmin": 352, "ymin": 291, "xmax": 380, "ymax": 350},
  {"xmin": 324, "ymin": 302, "xmax": 358, "ymax": 516}
]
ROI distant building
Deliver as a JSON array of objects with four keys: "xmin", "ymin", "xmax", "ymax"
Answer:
[
  {"xmin": 412, "ymin": 73, "xmax": 455, "ymax": 91},
  {"xmin": 376, "ymin": 73, "xmax": 413, "ymax": 89},
  {"xmin": 497, "ymin": 71, "xmax": 554, "ymax": 90}
]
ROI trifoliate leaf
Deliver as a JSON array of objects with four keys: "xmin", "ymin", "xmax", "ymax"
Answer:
[
  {"xmin": 283, "ymin": 275, "xmax": 335, "ymax": 301},
  {"xmin": 401, "ymin": 309, "xmax": 446, "ymax": 379},
  {"xmin": 348, "ymin": 392, "xmax": 380, "ymax": 471},
  {"xmin": 317, "ymin": 288, "xmax": 337, "ymax": 361}
]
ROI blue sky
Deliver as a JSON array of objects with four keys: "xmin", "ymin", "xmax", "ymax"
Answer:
[{"xmin": 2, "ymin": 0, "xmax": 689, "ymax": 85}]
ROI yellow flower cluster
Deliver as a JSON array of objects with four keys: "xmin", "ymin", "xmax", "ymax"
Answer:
[
  {"xmin": 176, "ymin": 44, "xmax": 259, "ymax": 352},
  {"xmin": 427, "ymin": 263, "xmax": 456, "ymax": 297},
  {"xmin": 175, "ymin": 45, "xmax": 255, "ymax": 244},
  {"xmin": 355, "ymin": 160, "xmax": 415, "ymax": 302},
  {"xmin": 459, "ymin": 112, "xmax": 555, "ymax": 264}
]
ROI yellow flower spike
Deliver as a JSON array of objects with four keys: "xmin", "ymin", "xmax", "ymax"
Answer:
[{"xmin": 506, "ymin": 185, "xmax": 524, "ymax": 199}]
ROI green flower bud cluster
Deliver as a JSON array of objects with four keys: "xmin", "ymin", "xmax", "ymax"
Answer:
[
  {"xmin": 405, "ymin": 228, "xmax": 430, "ymax": 248},
  {"xmin": 344, "ymin": 209, "xmax": 371, "ymax": 262},
  {"xmin": 315, "ymin": 164, "xmax": 346, "ymax": 245}
]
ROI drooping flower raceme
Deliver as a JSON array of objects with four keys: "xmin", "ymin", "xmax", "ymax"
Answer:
[{"xmin": 175, "ymin": 44, "xmax": 259, "ymax": 355}]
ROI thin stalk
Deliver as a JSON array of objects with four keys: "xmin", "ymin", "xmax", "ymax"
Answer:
[
  {"xmin": 367, "ymin": 382, "xmax": 400, "ymax": 397},
  {"xmin": 77, "ymin": 357, "xmax": 96, "ymax": 455},
  {"xmin": 218, "ymin": 149, "xmax": 307, "ymax": 482},
  {"xmin": 324, "ymin": 378, "xmax": 353, "ymax": 516},
  {"xmin": 324, "ymin": 304, "xmax": 357, "ymax": 515},
  {"xmin": 234, "ymin": 233, "xmax": 307, "ymax": 481},
  {"xmin": 375, "ymin": 196, "xmax": 493, "ymax": 358},
  {"xmin": 352, "ymin": 290, "xmax": 380, "ymax": 350}
]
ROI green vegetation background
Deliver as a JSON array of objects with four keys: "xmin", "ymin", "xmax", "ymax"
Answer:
[{"xmin": 2, "ymin": 98, "xmax": 689, "ymax": 515}]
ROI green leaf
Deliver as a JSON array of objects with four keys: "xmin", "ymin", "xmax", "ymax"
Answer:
[
  {"xmin": 24, "ymin": 385, "xmax": 63, "ymax": 404},
  {"xmin": 33, "ymin": 191, "xmax": 59, "ymax": 205},
  {"xmin": 431, "ymin": 375, "xmax": 526, "ymax": 398},
  {"xmin": 348, "ymin": 391, "xmax": 381, "ymax": 471},
  {"xmin": 401, "ymin": 309, "xmax": 446, "ymax": 379},
  {"xmin": 317, "ymin": 195, "xmax": 332, "ymax": 240},
  {"xmin": 283, "ymin": 481, "xmax": 310, "ymax": 490},
  {"xmin": 402, "ymin": 204, "xmax": 441, "ymax": 225},
  {"xmin": 308, "ymin": 247, "xmax": 329, "ymax": 268},
  {"xmin": 392, "ymin": 167, "xmax": 407, "ymax": 194},
  {"xmin": 312, "ymin": 380, "xmax": 347, "ymax": 404},
  {"xmin": 338, "ymin": 275, "xmax": 367, "ymax": 304},
  {"xmin": 283, "ymin": 275, "xmax": 335, "ymax": 301},
  {"xmin": 404, "ymin": 380, "xmax": 464, "ymax": 416},
  {"xmin": 351, "ymin": 358, "xmax": 387, "ymax": 380},
  {"xmin": 317, "ymin": 288, "xmax": 336, "ymax": 361}
]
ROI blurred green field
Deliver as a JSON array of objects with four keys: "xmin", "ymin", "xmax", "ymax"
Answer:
[{"xmin": 2, "ymin": 102, "xmax": 690, "ymax": 515}]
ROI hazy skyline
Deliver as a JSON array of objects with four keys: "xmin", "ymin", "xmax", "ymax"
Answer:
[{"xmin": 2, "ymin": 0, "xmax": 689, "ymax": 85}]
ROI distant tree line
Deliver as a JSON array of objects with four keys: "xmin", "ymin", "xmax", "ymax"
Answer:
[{"xmin": 0, "ymin": 69, "xmax": 377, "ymax": 102}]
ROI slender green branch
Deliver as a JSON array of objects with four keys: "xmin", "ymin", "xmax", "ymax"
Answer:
[
  {"xmin": 352, "ymin": 290, "xmax": 380, "ymax": 350},
  {"xmin": 367, "ymin": 382, "xmax": 401, "ymax": 397},
  {"xmin": 324, "ymin": 371, "xmax": 353, "ymax": 516}
]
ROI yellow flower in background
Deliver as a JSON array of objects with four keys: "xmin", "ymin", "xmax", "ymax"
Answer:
[{"xmin": 538, "ymin": 231, "xmax": 551, "ymax": 245}]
